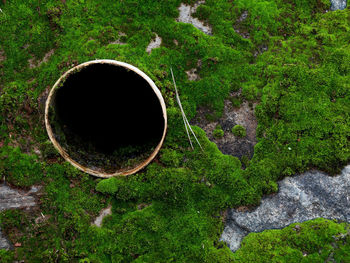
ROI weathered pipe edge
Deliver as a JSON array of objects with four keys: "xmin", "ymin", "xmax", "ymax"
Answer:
[{"xmin": 45, "ymin": 59, "xmax": 168, "ymax": 178}]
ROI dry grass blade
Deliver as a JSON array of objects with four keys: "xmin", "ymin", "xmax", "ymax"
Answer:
[{"xmin": 170, "ymin": 67, "xmax": 203, "ymax": 151}]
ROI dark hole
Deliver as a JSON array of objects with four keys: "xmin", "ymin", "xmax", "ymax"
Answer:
[{"xmin": 50, "ymin": 63, "xmax": 165, "ymax": 172}]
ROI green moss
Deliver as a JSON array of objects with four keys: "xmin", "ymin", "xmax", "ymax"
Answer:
[
  {"xmin": 230, "ymin": 97, "xmax": 242, "ymax": 108},
  {"xmin": 241, "ymin": 155, "xmax": 250, "ymax": 167},
  {"xmin": 0, "ymin": 146, "xmax": 43, "ymax": 187},
  {"xmin": 0, "ymin": 0, "xmax": 349, "ymax": 262},
  {"xmin": 234, "ymin": 218, "xmax": 350, "ymax": 262},
  {"xmin": 213, "ymin": 124, "xmax": 224, "ymax": 139},
  {"xmin": 40, "ymin": 140, "xmax": 59, "ymax": 159},
  {"xmin": 0, "ymin": 250, "xmax": 14, "ymax": 263},
  {"xmin": 160, "ymin": 148, "xmax": 184, "ymax": 167},
  {"xmin": 232, "ymin": 125, "xmax": 247, "ymax": 138}
]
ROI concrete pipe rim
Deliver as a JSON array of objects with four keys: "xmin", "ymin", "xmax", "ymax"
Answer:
[{"xmin": 45, "ymin": 59, "xmax": 167, "ymax": 178}]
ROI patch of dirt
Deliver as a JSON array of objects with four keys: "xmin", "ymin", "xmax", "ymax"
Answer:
[
  {"xmin": 28, "ymin": 49, "xmax": 55, "ymax": 69},
  {"xmin": 177, "ymin": 1, "xmax": 212, "ymax": 35},
  {"xmin": 192, "ymin": 98, "xmax": 258, "ymax": 162},
  {"xmin": 146, "ymin": 34, "xmax": 162, "ymax": 54}
]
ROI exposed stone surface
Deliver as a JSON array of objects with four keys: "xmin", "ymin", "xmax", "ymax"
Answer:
[
  {"xmin": 221, "ymin": 165, "xmax": 350, "ymax": 252},
  {"xmin": 93, "ymin": 205, "xmax": 112, "ymax": 227},
  {"xmin": 0, "ymin": 184, "xmax": 38, "ymax": 211},
  {"xmin": 0, "ymin": 183, "xmax": 40, "ymax": 250},
  {"xmin": 0, "ymin": 227, "xmax": 11, "ymax": 250},
  {"xmin": 177, "ymin": 1, "xmax": 212, "ymax": 35},
  {"xmin": 146, "ymin": 34, "xmax": 162, "ymax": 54},
  {"xmin": 192, "ymin": 99, "xmax": 257, "ymax": 161},
  {"xmin": 330, "ymin": 0, "xmax": 347, "ymax": 10}
]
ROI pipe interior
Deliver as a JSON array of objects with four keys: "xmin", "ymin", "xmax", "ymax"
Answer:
[{"xmin": 50, "ymin": 63, "xmax": 165, "ymax": 173}]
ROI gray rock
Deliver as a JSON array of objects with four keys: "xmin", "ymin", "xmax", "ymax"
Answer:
[
  {"xmin": 177, "ymin": 1, "xmax": 212, "ymax": 35},
  {"xmin": 146, "ymin": 34, "xmax": 162, "ymax": 54},
  {"xmin": 330, "ymin": 0, "xmax": 347, "ymax": 10},
  {"xmin": 221, "ymin": 165, "xmax": 350, "ymax": 252},
  {"xmin": 0, "ymin": 184, "xmax": 37, "ymax": 211},
  {"xmin": 0, "ymin": 184, "xmax": 39, "ymax": 250},
  {"xmin": 0, "ymin": 227, "xmax": 11, "ymax": 250},
  {"xmin": 93, "ymin": 205, "xmax": 112, "ymax": 227}
]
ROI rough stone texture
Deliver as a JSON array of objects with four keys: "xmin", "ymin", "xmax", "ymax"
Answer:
[
  {"xmin": 177, "ymin": 1, "xmax": 212, "ymax": 35},
  {"xmin": 0, "ymin": 183, "xmax": 39, "ymax": 250},
  {"xmin": 146, "ymin": 34, "xmax": 162, "ymax": 54},
  {"xmin": 93, "ymin": 205, "xmax": 112, "ymax": 227},
  {"xmin": 330, "ymin": 0, "xmax": 347, "ymax": 10},
  {"xmin": 192, "ymin": 99, "xmax": 257, "ymax": 161},
  {"xmin": 221, "ymin": 164, "xmax": 350, "ymax": 252},
  {"xmin": 0, "ymin": 184, "xmax": 38, "ymax": 211},
  {"xmin": 0, "ymin": 227, "xmax": 11, "ymax": 250}
]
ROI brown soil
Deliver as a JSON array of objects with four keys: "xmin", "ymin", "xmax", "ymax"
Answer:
[{"xmin": 192, "ymin": 98, "xmax": 258, "ymax": 163}]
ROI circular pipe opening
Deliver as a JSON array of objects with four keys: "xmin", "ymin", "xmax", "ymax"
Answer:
[{"xmin": 45, "ymin": 60, "xmax": 167, "ymax": 178}]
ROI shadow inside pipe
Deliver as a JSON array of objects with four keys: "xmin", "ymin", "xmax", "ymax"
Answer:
[{"xmin": 49, "ymin": 63, "xmax": 165, "ymax": 173}]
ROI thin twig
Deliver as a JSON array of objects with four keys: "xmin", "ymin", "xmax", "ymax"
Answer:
[{"xmin": 170, "ymin": 67, "xmax": 203, "ymax": 151}]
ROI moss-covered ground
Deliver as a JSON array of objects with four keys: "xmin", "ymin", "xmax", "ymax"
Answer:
[{"xmin": 0, "ymin": 0, "xmax": 349, "ymax": 262}]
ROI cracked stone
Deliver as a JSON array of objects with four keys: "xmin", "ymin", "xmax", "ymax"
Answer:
[{"xmin": 221, "ymin": 164, "xmax": 350, "ymax": 251}]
